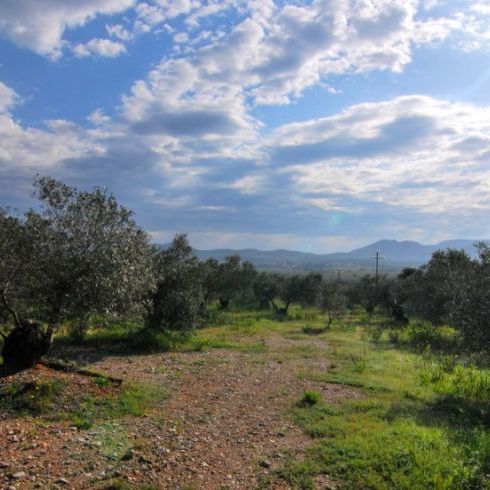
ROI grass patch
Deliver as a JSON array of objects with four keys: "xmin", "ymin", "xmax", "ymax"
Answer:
[
  {"xmin": 297, "ymin": 390, "xmax": 322, "ymax": 407},
  {"xmin": 56, "ymin": 324, "xmax": 193, "ymax": 354},
  {"xmin": 70, "ymin": 382, "xmax": 167, "ymax": 429},
  {"xmin": 281, "ymin": 321, "xmax": 490, "ymax": 489},
  {"xmin": 189, "ymin": 335, "xmax": 267, "ymax": 353},
  {"xmin": 0, "ymin": 378, "xmax": 66, "ymax": 415},
  {"xmin": 0, "ymin": 376, "xmax": 166, "ymax": 430}
]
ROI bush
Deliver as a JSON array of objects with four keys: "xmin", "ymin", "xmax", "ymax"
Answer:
[
  {"xmin": 407, "ymin": 324, "xmax": 444, "ymax": 349},
  {"xmin": 388, "ymin": 329, "xmax": 401, "ymax": 344},
  {"xmin": 298, "ymin": 390, "xmax": 322, "ymax": 407},
  {"xmin": 367, "ymin": 325, "xmax": 383, "ymax": 343}
]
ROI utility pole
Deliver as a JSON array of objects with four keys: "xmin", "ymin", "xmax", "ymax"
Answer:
[
  {"xmin": 371, "ymin": 249, "xmax": 385, "ymax": 284},
  {"xmin": 334, "ymin": 268, "xmax": 343, "ymax": 283}
]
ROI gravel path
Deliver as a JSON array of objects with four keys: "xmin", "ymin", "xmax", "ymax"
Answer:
[{"xmin": 1, "ymin": 333, "xmax": 358, "ymax": 489}]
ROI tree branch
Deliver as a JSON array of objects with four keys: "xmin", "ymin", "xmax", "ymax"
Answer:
[{"xmin": 0, "ymin": 288, "xmax": 21, "ymax": 329}]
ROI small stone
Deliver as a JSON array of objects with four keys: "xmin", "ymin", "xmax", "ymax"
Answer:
[{"xmin": 11, "ymin": 471, "xmax": 27, "ymax": 479}]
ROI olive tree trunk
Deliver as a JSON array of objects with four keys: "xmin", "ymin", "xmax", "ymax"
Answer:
[{"xmin": 1, "ymin": 321, "xmax": 52, "ymax": 375}]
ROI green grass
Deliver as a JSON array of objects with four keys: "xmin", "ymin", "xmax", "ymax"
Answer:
[
  {"xmin": 281, "ymin": 321, "xmax": 490, "ymax": 489},
  {"xmin": 70, "ymin": 382, "xmax": 167, "ymax": 429},
  {"xmin": 6, "ymin": 306, "xmax": 489, "ymax": 489},
  {"xmin": 0, "ymin": 378, "xmax": 67, "ymax": 415},
  {"xmin": 0, "ymin": 377, "xmax": 166, "ymax": 430},
  {"xmin": 297, "ymin": 390, "xmax": 322, "ymax": 408},
  {"xmin": 56, "ymin": 322, "xmax": 193, "ymax": 353}
]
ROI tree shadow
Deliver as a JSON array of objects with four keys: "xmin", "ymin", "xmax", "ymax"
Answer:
[
  {"xmin": 48, "ymin": 328, "xmax": 195, "ymax": 366},
  {"xmin": 384, "ymin": 394, "xmax": 490, "ymax": 429}
]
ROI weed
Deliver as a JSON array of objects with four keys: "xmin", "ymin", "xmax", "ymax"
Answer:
[
  {"xmin": 347, "ymin": 350, "xmax": 368, "ymax": 373},
  {"xmin": 0, "ymin": 379, "xmax": 66, "ymax": 415},
  {"xmin": 93, "ymin": 376, "xmax": 112, "ymax": 387},
  {"xmin": 366, "ymin": 325, "xmax": 383, "ymax": 343},
  {"xmin": 297, "ymin": 390, "xmax": 322, "ymax": 407},
  {"xmin": 388, "ymin": 329, "xmax": 401, "ymax": 344}
]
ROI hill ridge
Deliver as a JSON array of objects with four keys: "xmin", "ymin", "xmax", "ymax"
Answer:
[{"xmin": 158, "ymin": 238, "xmax": 485, "ymax": 272}]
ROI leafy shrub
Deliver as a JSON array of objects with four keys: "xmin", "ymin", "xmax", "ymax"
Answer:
[
  {"xmin": 407, "ymin": 324, "xmax": 444, "ymax": 349},
  {"xmin": 388, "ymin": 329, "xmax": 401, "ymax": 344},
  {"xmin": 93, "ymin": 376, "xmax": 112, "ymax": 387},
  {"xmin": 367, "ymin": 325, "xmax": 383, "ymax": 343},
  {"xmin": 298, "ymin": 390, "xmax": 322, "ymax": 407},
  {"xmin": 348, "ymin": 351, "xmax": 369, "ymax": 373}
]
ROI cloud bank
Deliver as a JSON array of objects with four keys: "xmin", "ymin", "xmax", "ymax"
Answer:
[{"xmin": 1, "ymin": 0, "xmax": 490, "ymax": 250}]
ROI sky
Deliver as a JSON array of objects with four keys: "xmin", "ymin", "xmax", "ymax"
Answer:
[{"xmin": 1, "ymin": 1, "xmax": 490, "ymax": 253}]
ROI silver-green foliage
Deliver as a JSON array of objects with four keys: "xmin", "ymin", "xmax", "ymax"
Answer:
[{"xmin": 0, "ymin": 176, "xmax": 155, "ymax": 334}]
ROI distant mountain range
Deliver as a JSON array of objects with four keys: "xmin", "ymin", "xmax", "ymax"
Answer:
[{"xmin": 159, "ymin": 239, "xmax": 485, "ymax": 273}]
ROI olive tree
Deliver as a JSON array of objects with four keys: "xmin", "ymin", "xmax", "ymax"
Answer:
[
  {"xmin": 0, "ymin": 177, "xmax": 155, "ymax": 372},
  {"xmin": 403, "ymin": 249, "xmax": 474, "ymax": 326},
  {"xmin": 455, "ymin": 243, "xmax": 490, "ymax": 350},
  {"xmin": 202, "ymin": 255, "xmax": 257, "ymax": 309},
  {"xmin": 277, "ymin": 273, "xmax": 323, "ymax": 316},
  {"xmin": 145, "ymin": 234, "xmax": 204, "ymax": 332},
  {"xmin": 253, "ymin": 272, "xmax": 282, "ymax": 310},
  {"xmin": 318, "ymin": 281, "xmax": 347, "ymax": 329}
]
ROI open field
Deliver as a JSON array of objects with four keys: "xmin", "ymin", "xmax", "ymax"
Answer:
[{"xmin": 1, "ymin": 308, "xmax": 489, "ymax": 489}]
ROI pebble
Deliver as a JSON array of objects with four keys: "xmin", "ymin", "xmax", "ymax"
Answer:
[{"xmin": 11, "ymin": 471, "xmax": 27, "ymax": 479}]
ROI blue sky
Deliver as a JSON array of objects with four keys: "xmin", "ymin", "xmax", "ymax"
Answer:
[{"xmin": 1, "ymin": 0, "xmax": 490, "ymax": 252}]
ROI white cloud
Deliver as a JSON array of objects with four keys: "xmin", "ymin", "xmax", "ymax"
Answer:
[
  {"xmin": 117, "ymin": 0, "xmax": 452, "ymax": 173},
  {"xmin": 228, "ymin": 175, "xmax": 264, "ymax": 194},
  {"xmin": 73, "ymin": 38, "xmax": 127, "ymax": 58},
  {"xmin": 3, "ymin": 1, "xmax": 490, "ymax": 248},
  {"xmin": 0, "ymin": 82, "xmax": 103, "ymax": 199},
  {"xmin": 0, "ymin": 82, "xmax": 19, "ymax": 113},
  {"xmin": 173, "ymin": 32, "xmax": 189, "ymax": 44},
  {"xmin": 88, "ymin": 109, "xmax": 111, "ymax": 126},
  {"xmin": 106, "ymin": 23, "xmax": 134, "ymax": 41},
  {"xmin": 2, "ymin": 85, "xmax": 490, "ymax": 247},
  {"xmin": 0, "ymin": 0, "xmax": 135, "ymax": 59},
  {"xmin": 0, "ymin": 115, "xmax": 101, "ymax": 185},
  {"xmin": 122, "ymin": 0, "xmax": 464, "ymax": 109},
  {"xmin": 269, "ymin": 96, "xmax": 490, "ymax": 215}
]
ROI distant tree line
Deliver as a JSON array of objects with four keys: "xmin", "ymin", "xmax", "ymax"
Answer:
[
  {"xmin": 1, "ymin": 177, "xmax": 488, "ymax": 373},
  {"xmin": 347, "ymin": 246, "xmax": 490, "ymax": 352}
]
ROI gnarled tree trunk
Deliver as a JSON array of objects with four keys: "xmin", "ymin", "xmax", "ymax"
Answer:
[{"xmin": 1, "ymin": 321, "xmax": 52, "ymax": 375}]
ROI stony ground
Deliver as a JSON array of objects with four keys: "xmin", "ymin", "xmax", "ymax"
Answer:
[{"xmin": 0, "ymin": 331, "xmax": 359, "ymax": 489}]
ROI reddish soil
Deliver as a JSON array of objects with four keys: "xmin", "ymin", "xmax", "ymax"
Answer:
[{"xmin": 0, "ymin": 334, "xmax": 358, "ymax": 489}]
